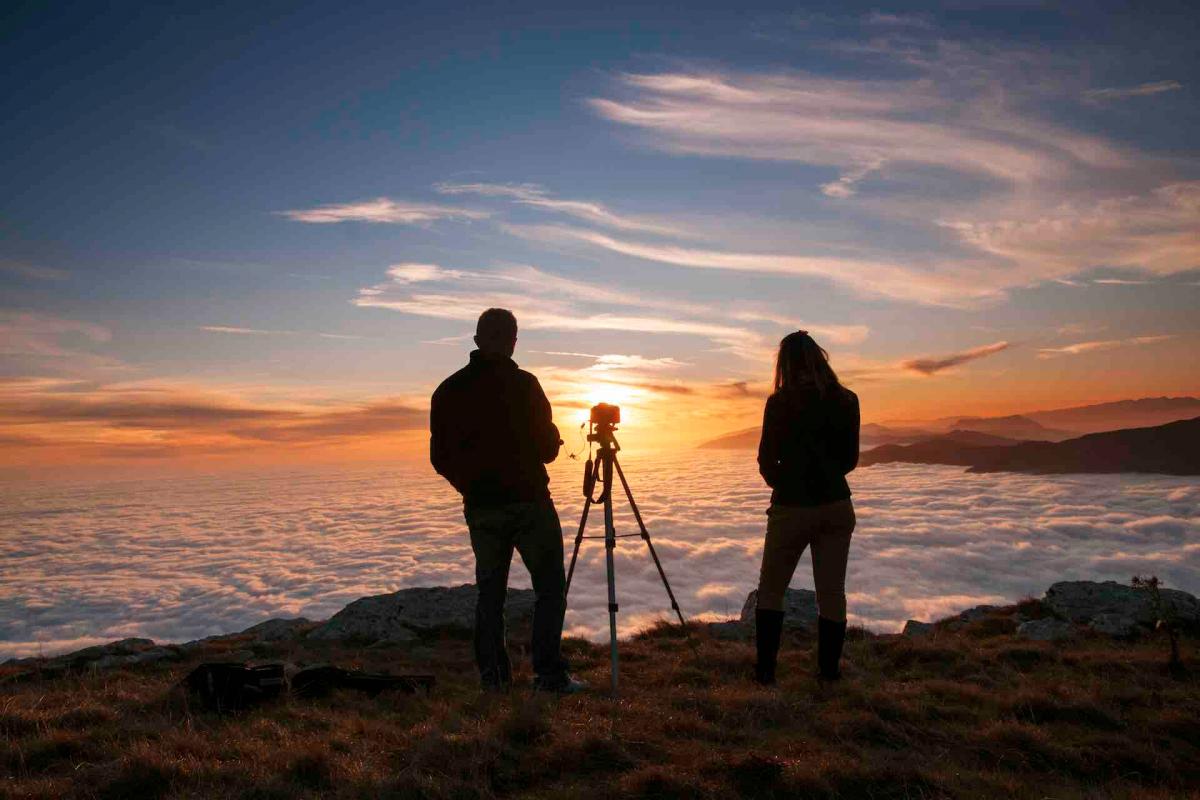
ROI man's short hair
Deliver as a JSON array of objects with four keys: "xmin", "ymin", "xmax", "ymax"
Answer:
[{"xmin": 476, "ymin": 308, "xmax": 518, "ymax": 342}]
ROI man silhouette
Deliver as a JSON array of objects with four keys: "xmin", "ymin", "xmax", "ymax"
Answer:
[{"xmin": 430, "ymin": 308, "xmax": 583, "ymax": 693}]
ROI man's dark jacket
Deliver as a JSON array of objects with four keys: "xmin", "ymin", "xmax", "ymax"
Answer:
[
  {"xmin": 758, "ymin": 385, "xmax": 860, "ymax": 507},
  {"xmin": 430, "ymin": 351, "xmax": 561, "ymax": 507}
]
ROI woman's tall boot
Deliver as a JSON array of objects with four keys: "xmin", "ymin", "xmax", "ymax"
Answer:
[
  {"xmin": 817, "ymin": 616, "xmax": 847, "ymax": 681},
  {"xmin": 754, "ymin": 609, "xmax": 785, "ymax": 685}
]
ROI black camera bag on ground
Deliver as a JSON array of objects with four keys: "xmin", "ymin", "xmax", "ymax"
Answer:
[
  {"xmin": 183, "ymin": 662, "xmax": 286, "ymax": 712},
  {"xmin": 183, "ymin": 661, "xmax": 435, "ymax": 712},
  {"xmin": 291, "ymin": 665, "xmax": 435, "ymax": 697}
]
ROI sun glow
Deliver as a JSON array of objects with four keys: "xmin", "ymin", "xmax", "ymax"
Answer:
[{"xmin": 573, "ymin": 382, "xmax": 643, "ymax": 426}]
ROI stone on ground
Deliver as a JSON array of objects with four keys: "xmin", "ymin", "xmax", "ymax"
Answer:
[
  {"xmin": 739, "ymin": 588, "xmax": 819, "ymax": 631},
  {"xmin": 1044, "ymin": 580, "xmax": 1199, "ymax": 627},
  {"xmin": 902, "ymin": 620, "xmax": 935, "ymax": 638},
  {"xmin": 308, "ymin": 584, "xmax": 535, "ymax": 643},
  {"xmin": 1017, "ymin": 618, "xmax": 1075, "ymax": 642},
  {"xmin": 238, "ymin": 617, "xmax": 315, "ymax": 642}
]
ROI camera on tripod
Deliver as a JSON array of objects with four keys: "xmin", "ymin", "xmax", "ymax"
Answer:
[
  {"xmin": 568, "ymin": 399, "xmax": 689, "ymax": 697},
  {"xmin": 589, "ymin": 402, "xmax": 620, "ymax": 427}
]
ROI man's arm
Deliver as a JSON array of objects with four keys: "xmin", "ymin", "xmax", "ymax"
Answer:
[
  {"xmin": 530, "ymin": 376, "xmax": 561, "ymax": 464},
  {"xmin": 430, "ymin": 386, "xmax": 465, "ymax": 491}
]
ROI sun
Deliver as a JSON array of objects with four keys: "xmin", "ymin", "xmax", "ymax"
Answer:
[{"xmin": 573, "ymin": 382, "xmax": 642, "ymax": 426}]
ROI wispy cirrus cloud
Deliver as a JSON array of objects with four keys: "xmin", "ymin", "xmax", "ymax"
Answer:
[
  {"xmin": 1, "ymin": 311, "xmax": 111, "ymax": 356},
  {"xmin": 277, "ymin": 197, "xmax": 488, "ymax": 225},
  {"xmin": 356, "ymin": 262, "xmax": 767, "ymax": 359},
  {"xmin": 586, "ymin": 52, "xmax": 1200, "ymax": 299},
  {"xmin": 356, "ymin": 262, "xmax": 869, "ymax": 360},
  {"xmin": 200, "ymin": 326, "xmax": 364, "ymax": 340},
  {"xmin": 0, "ymin": 379, "xmax": 427, "ymax": 460},
  {"xmin": 589, "ymin": 70, "xmax": 1125, "ymax": 187},
  {"xmin": 0, "ymin": 260, "xmax": 69, "ymax": 281},
  {"xmin": 538, "ymin": 351, "xmax": 690, "ymax": 375},
  {"xmin": 434, "ymin": 181, "xmax": 679, "ymax": 234},
  {"xmin": 1038, "ymin": 335, "xmax": 1175, "ymax": 359},
  {"xmin": 201, "ymin": 325, "xmax": 283, "ymax": 336},
  {"xmin": 942, "ymin": 182, "xmax": 1200, "ymax": 279},
  {"xmin": 506, "ymin": 223, "xmax": 993, "ymax": 307},
  {"xmin": 0, "ymin": 310, "xmax": 124, "ymax": 377},
  {"xmin": 862, "ymin": 11, "xmax": 933, "ymax": 29},
  {"xmin": 1083, "ymin": 80, "xmax": 1183, "ymax": 104},
  {"xmin": 900, "ymin": 341, "xmax": 1010, "ymax": 375}
]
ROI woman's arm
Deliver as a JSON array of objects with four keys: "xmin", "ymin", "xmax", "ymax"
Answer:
[
  {"xmin": 757, "ymin": 395, "xmax": 785, "ymax": 488},
  {"xmin": 839, "ymin": 392, "xmax": 860, "ymax": 474}
]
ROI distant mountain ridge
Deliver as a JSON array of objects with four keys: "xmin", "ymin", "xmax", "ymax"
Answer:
[
  {"xmin": 860, "ymin": 416, "xmax": 1200, "ymax": 475},
  {"xmin": 883, "ymin": 396, "xmax": 1200, "ymax": 435},
  {"xmin": 948, "ymin": 414, "xmax": 1073, "ymax": 442},
  {"xmin": 698, "ymin": 396, "xmax": 1200, "ymax": 450},
  {"xmin": 1024, "ymin": 396, "xmax": 1200, "ymax": 433},
  {"xmin": 697, "ymin": 421, "xmax": 943, "ymax": 450}
]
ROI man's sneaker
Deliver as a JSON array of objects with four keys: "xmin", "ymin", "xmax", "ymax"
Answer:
[{"xmin": 532, "ymin": 674, "xmax": 587, "ymax": 694}]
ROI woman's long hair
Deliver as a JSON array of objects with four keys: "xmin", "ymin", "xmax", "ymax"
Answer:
[{"xmin": 773, "ymin": 330, "xmax": 843, "ymax": 397}]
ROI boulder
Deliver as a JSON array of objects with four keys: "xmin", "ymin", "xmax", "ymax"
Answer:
[
  {"xmin": 739, "ymin": 589, "xmax": 818, "ymax": 632},
  {"xmin": 902, "ymin": 620, "xmax": 935, "ymax": 638},
  {"xmin": 954, "ymin": 605, "xmax": 999, "ymax": 624},
  {"xmin": 64, "ymin": 638, "xmax": 157, "ymax": 662},
  {"xmin": 308, "ymin": 584, "xmax": 535, "ymax": 643},
  {"xmin": 1044, "ymin": 581, "xmax": 1200, "ymax": 627},
  {"xmin": 940, "ymin": 604, "xmax": 1007, "ymax": 631},
  {"xmin": 1088, "ymin": 613, "xmax": 1141, "ymax": 638},
  {"xmin": 1016, "ymin": 618, "xmax": 1074, "ymax": 642},
  {"xmin": 6, "ymin": 638, "xmax": 182, "ymax": 672},
  {"xmin": 91, "ymin": 647, "xmax": 177, "ymax": 670},
  {"xmin": 238, "ymin": 617, "xmax": 315, "ymax": 642}
]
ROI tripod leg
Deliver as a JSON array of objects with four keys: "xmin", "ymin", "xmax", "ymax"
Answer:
[
  {"xmin": 566, "ymin": 457, "xmax": 601, "ymax": 597},
  {"xmin": 602, "ymin": 449, "xmax": 620, "ymax": 698},
  {"xmin": 565, "ymin": 496, "xmax": 591, "ymax": 598},
  {"xmin": 613, "ymin": 456, "xmax": 689, "ymax": 630}
]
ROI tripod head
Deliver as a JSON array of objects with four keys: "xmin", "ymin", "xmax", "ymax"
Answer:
[{"xmin": 586, "ymin": 403, "xmax": 621, "ymax": 451}]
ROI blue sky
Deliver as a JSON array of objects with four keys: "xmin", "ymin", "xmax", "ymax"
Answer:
[{"xmin": 2, "ymin": 0, "xmax": 1198, "ymax": 467}]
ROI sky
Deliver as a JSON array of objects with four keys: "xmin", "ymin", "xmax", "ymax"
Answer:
[{"xmin": 2, "ymin": 0, "xmax": 1198, "ymax": 474}]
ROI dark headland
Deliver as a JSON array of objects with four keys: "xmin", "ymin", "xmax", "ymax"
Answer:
[{"xmin": 700, "ymin": 398, "xmax": 1200, "ymax": 476}]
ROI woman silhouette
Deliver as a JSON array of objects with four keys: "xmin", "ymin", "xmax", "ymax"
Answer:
[{"xmin": 753, "ymin": 330, "xmax": 860, "ymax": 684}]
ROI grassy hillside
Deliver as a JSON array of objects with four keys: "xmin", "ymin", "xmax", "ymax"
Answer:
[{"xmin": 2, "ymin": 603, "xmax": 1198, "ymax": 799}]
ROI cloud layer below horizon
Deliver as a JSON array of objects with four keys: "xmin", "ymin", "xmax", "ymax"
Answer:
[{"xmin": 3, "ymin": 455, "xmax": 1196, "ymax": 658}]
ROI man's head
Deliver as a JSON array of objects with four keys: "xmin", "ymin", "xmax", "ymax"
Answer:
[{"xmin": 474, "ymin": 308, "xmax": 518, "ymax": 357}]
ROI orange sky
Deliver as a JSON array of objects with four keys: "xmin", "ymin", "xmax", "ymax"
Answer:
[{"xmin": 4, "ymin": 331, "xmax": 1197, "ymax": 482}]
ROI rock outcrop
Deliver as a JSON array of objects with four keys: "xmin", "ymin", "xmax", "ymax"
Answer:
[
  {"xmin": 1044, "ymin": 580, "xmax": 1200, "ymax": 628},
  {"xmin": 238, "ymin": 617, "xmax": 316, "ymax": 642},
  {"xmin": 900, "ymin": 580, "xmax": 1198, "ymax": 642},
  {"xmin": 8, "ymin": 579, "xmax": 1197, "ymax": 672},
  {"xmin": 2, "ymin": 637, "xmax": 182, "ymax": 673},
  {"xmin": 1016, "ymin": 618, "xmax": 1074, "ymax": 642},
  {"xmin": 308, "ymin": 584, "xmax": 534, "ymax": 644},
  {"xmin": 739, "ymin": 588, "xmax": 819, "ymax": 631},
  {"xmin": 901, "ymin": 620, "xmax": 934, "ymax": 638}
]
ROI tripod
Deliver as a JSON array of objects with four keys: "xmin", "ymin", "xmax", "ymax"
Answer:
[{"xmin": 564, "ymin": 417, "xmax": 688, "ymax": 697}]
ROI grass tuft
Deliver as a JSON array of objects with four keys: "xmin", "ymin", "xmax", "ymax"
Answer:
[{"xmin": 0, "ymin": 621, "xmax": 1195, "ymax": 798}]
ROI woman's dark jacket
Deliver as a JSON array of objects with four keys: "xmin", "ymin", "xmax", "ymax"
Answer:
[{"xmin": 757, "ymin": 385, "xmax": 860, "ymax": 507}]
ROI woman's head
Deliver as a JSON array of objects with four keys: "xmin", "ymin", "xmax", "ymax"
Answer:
[{"xmin": 774, "ymin": 330, "xmax": 842, "ymax": 396}]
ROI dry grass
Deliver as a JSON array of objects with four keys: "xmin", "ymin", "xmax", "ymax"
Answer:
[{"xmin": 1, "ymin": 615, "xmax": 1198, "ymax": 799}]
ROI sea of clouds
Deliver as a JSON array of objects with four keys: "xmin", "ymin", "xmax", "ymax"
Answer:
[{"xmin": 2, "ymin": 453, "xmax": 1197, "ymax": 658}]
